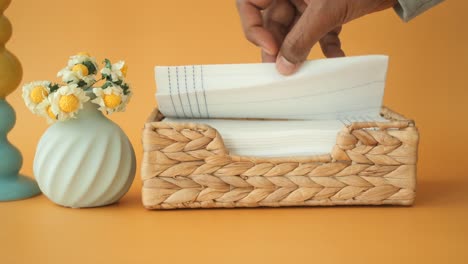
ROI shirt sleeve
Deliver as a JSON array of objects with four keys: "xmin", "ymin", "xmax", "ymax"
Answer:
[{"xmin": 394, "ymin": 0, "xmax": 444, "ymax": 22}]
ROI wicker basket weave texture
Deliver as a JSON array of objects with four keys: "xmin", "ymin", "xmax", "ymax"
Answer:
[{"xmin": 141, "ymin": 107, "xmax": 419, "ymax": 209}]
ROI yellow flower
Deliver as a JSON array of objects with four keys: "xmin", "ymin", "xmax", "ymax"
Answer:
[
  {"xmin": 37, "ymin": 98, "xmax": 58, "ymax": 124},
  {"xmin": 72, "ymin": 64, "xmax": 89, "ymax": 76},
  {"xmin": 30, "ymin": 86, "xmax": 49, "ymax": 103},
  {"xmin": 22, "ymin": 81, "xmax": 51, "ymax": 114},
  {"xmin": 121, "ymin": 64, "xmax": 128, "ymax": 77},
  {"xmin": 58, "ymin": 53, "xmax": 98, "ymax": 88},
  {"xmin": 67, "ymin": 53, "xmax": 97, "ymax": 68},
  {"xmin": 92, "ymin": 84, "xmax": 131, "ymax": 114},
  {"xmin": 59, "ymin": 94, "xmax": 81, "ymax": 113},
  {"xmin": 103, "ymin": 93, "xmax": 122, "ymax": 109},
  {"xmin": 50, "ymin": 84, "xmax": 90, "ymax": 121},
  {"xmin": 46, "ymin": 106, "xmax": 56, "ymax": 119}
]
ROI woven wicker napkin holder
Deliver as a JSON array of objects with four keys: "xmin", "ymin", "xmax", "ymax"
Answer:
[{"xmin": 141, "ymin": 107, "xmax": 419, "ymax": 209}]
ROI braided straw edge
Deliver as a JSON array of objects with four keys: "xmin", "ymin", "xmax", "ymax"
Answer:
[{"xmin": 141, "ymin": 106, "xmax": 419, "ymax": 209}]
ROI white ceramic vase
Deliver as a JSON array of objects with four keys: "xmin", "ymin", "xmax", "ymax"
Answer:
[{"xmin": 33, "ymin": 101, "xmax": 136, "ymax": 208}]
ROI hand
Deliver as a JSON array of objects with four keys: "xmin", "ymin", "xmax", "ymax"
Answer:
[{"xmin": 236, "ymin": 0, "xmax": 398, "ymax": 75}]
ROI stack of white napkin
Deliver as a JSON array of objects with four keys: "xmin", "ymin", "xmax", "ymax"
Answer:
[{"xmin": 155, "ymin": 55, "xmax": 389, "ymax": 157}]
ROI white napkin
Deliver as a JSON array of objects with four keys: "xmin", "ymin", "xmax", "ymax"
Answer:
[
  {"xmin": 155, "ymin": 55, "xmax": 388, "ymax": 120},
  {"xmin": 163, "ymin": 116, "xmax": 388, "ymax": 157}
]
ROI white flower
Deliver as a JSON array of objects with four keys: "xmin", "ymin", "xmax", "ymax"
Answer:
[
  {"xmin": 37, "ymin": 98, "xmax": 58, "ymax": 124},
  {"xmin": 57, "ymin": 52, "xmax": 98, "ymax": 88},
  {"xmin": 101, "ymin": 60, "xmax": 127, "ymax": 82},
  {"xmin": 57, "ymin": 68, "xmax": 96, "ymax": 87},
  {"xmin": 67, "ymin": 52, "xmax": 98, "ymax": 68},
  {"xmin": 50, "ymin": 84, "xmax": 90, "ymax": 121},
  {"xmin": 92, "ymin": 84, "xmax": 131, "ymax": 114},
  {"xmin": 22, "ymin": 81, "xmax": 51, "ymax": 114}
]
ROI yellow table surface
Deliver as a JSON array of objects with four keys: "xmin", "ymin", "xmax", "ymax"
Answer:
[
  {"xmin": 1, "ymin": 0, "xmax": 468, "ymax": 263},
  {"xmin": 2, "ymin": 179, "xmax": 468, "ymax": 264}
]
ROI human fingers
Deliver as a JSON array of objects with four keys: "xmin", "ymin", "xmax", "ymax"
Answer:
[
  {"xmin": 261, "ymin": 0, "xmax": 296, "ymax": 62},
  {"xmin": 319, "ymin": 26, "xmax": 345, "ymax": 58},
  {"xmin": 276, "ymin": 0, "xmax": 345, "ymax": 75},
  {"xmin": 236, "ymin": 0, "xmax": 277, "ymax": 55}
]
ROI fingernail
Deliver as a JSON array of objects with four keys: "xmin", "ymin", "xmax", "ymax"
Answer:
[{"xmin": 276, "ymin": 56, "xmax": 299, "ymax": 75}]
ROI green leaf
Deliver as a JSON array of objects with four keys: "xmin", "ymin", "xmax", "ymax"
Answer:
[
  {"xmin": 102, "ymin": 81, "xmax": 113, "ymax": 89},
  {"xmin": 103, "ymin": 58, "xmax": 112, "ymax": 69},
  {"xmin": 49, "ymin": 83, "xmax": 60, "ymax": 93},
  {"xmin": 102, "ymin": 59, "xmax": 113, "ymax": 81},
  {"xmin": 121, "ymin": 82, "xmax": 131, "ymax": 95},
  {"xmin": 77, "ymin": 80, "xmax": 87, "ymax": 87},
  {"xmin": 101, "ymin": 72, "xmax": 109, "ymax": 80},
  {"xmin": 83, "ymin": 61, "xmax": 97, "ymax": 75}
]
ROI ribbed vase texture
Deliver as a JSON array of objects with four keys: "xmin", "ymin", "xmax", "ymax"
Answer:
[{"xmin": 33, "ymin": 103, "xmax": 136, "ymax": 208}]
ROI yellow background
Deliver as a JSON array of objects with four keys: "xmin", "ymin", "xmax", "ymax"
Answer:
[{"xmin": 1, "ymin": 0, "xmax": 467, "ymax": 263}]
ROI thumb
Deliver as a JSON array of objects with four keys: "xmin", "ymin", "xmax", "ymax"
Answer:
[{"xmin": 276, "ymin": 0, "xmax": 343, "ymax": 75}]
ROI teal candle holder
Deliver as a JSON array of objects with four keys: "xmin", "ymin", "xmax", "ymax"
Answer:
[
  {"xmin": 0, "ymin": 0, "xmax": 40, "ymax": 201},
  {"xmin": 0, "ymin": 99, "xmax": 40, "ymax": 200}
]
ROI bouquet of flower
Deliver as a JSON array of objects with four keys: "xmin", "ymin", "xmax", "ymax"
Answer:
[{"xmin": 22, "ymin": 52, "xmax": 132, "ymax": 123}]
